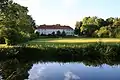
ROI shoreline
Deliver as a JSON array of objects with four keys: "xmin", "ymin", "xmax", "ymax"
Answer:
[{"xmin": 0, "ymin": 43, "xmax": 120, "ymax": 61}]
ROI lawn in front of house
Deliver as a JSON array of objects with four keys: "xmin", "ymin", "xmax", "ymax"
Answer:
[
  {"xmin": 25, "ymin": 38, "xmax": 120, "ymax": 47},
  {"xmin": 0, "ymin": 44, "xmax": 6, "ymax": 47},
  {"xmin": 1, "ymin": 38, "xmax": 120, "ymax": 47},
  {"xmin": 27, "ymin": 38, "xmax": 120, "ymax": 43}
]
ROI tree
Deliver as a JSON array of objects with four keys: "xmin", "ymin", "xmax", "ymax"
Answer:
[
  {"xmin": 113, "ymin": 18, "xmax": 120, "ymax": 27},
  {"xmin": 61, "ymin": 31, "xmax": 66, "ymax": 37},
  {"xmin": 0, "ymin": 0, "xmax": 36, "ymax": 45},
  {"xmin": 80, "ymin": 16, "xmax": 101, "ymax": 37},
  {"xmin": 52, "ymin": 31, "xmax": 55, "ymax": 36},
  {"xmin": 56, "ymin": 30, "xmax": 61, "ymax": 36},
  {"xmin": 106, "ymin": 17, "xmax": 115, "ymax": 26},
  {"xmin": 82, "ymin": 16, "xmax": 97, "ymax": 25},
  {"xmin": 80, "ymin": 24, "xmax": 98, "ymax": 37},
  {"xmin": 96, "ymin": 18, "xmax": 106, "ymax": 27},
  {"xmin": 75, "ymin": 16, "xmax": 120, "ymax": 38},
  {"xmin": 0, "ymin": 59, "xmax": 33, "ymax": 80},
  {"xmin": 0, "ymin": 27, "xmax": 21, "ymax": 45},
  {"xmin": 74, "ymin": 21, "xmax": 82, "ymax": 35},
  {"xmin": 113, "ymin": 27, "xmax": 120, "ymax": 38},
  {"xmin": 0, "ymin": 0, "xmax": 9, "ymax": 12},
  {"xmin": 35, "ymin": 32, "xmax": 40, "ymax": 36},
  {"xmin": 96, "ymin": 27, "xmax": 111, "ymax": 38}
]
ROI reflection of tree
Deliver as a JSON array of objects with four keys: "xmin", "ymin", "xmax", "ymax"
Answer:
[
  {"xmin": 82, "ymin": 59, "xmax": 104, "ymax": 67},
  {"xmin": 82, "ymin": 59, "xmax": 120, "ymax": 67},
  {"xmin": 0, "ymin": 59, "xmax": 33, "ymax": 80},
  {"xmin": 0, "ymin": 56, "xmax": 120, "ymax": 79}
]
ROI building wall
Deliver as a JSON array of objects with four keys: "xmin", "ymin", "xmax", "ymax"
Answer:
[{"xmin": 35, "ymin": 29, "xmax": 74, "ymax": 35}]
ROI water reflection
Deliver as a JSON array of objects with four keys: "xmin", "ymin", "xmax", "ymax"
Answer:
[
  {"xmin": 28, "ymin": 62, "xmax": 120, "ymax": 80},
  {"xmin": 64, "ymin": 71, "xmax": 80, "ymax": 80},
  {"xmin": 0, "ymin": 59, "xmax": 120, "ymax": 80},
  {"xmin": 28, "ymin": 62, "xmax": 82, "ymax": 80},
  {"xmin": 0, "ymin": 59, "xmax": 33, "ymax": 80},
  {"xmin": 28, "ymin": 63, "xmax": 46, "ymax": 80}
]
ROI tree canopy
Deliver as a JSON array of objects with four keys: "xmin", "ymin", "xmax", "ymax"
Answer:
[
  {"xmin": 0, "ymin": 0, "xmax": 36, "ymax": 45},
  {"xmin": 75, "ymin": 16, "xmax": 120, "ymax": 38}
]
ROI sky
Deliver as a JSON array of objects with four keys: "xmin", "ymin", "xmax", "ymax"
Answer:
[{"xmin": 13, "ymin": 0, "xmax": 120, "ymax": 28}]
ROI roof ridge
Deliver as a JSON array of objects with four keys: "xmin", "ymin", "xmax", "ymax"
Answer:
[{"xmin": 37, "ymin": 25, "xmax": 73, "ymax": 30}]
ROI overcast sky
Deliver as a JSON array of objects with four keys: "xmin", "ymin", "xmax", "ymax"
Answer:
[{"xmin": 13, "ymin": 0, "xmax": 120, "ymax": 28}]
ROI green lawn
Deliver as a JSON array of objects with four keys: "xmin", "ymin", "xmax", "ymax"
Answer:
[
  {"xmin": 24, "ymin": 38, "xmax": 120, "ymax": 47},
  {"xmin": 0, "ymin": 44, "xmax": 6, "ymax": 47},
  {"xmin": 27, "ymin": 38, "xmax": 120, "ymax": 43},
  {"xmin": 1, "ymin": 38, "xmax": 120, "ymax": 47}
]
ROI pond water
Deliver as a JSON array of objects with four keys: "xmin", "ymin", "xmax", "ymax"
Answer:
[
  {"xmin": 1, "ymin": 59, "xmax": 120, "ymax": 80},
  {"xmin": 27, "ymin": 62, "xmax": 120, "ymax": 80}
]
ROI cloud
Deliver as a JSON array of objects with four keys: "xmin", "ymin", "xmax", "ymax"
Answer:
[
  {"xmin": 28, "ymin": 64, "xmax": 46, "ymax": 80},
  {"xmin": 64, "ymin": 71, "xmax": 80, "ymax": 80}
]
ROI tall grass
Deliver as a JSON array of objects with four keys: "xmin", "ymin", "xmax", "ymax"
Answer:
[{"xmin": 1, "ymin": 42, "xmax": 120, "ymax": 62}]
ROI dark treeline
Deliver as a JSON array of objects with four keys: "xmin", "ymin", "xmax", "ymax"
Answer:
[
  {"xmin": 0, "ymin": 0, "xmax": 37, "ymax": 45},
  {"xmin": 75, "ymin": 16, "xmax": 120, "ymax": 38}
]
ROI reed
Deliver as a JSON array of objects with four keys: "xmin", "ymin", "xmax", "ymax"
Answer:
[{"xmin": 0, "ymin": 42, "xmax": 120, "ymax": 62}]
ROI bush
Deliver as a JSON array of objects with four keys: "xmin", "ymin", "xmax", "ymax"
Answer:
[
  {"xmin": 52, "ymin": 32, "xmax": 55, "ymax": 36},
  {"xmin": 4, "ymin": 38, "xmax": 11, "ymax": 45},
  {"xmin": 95, "ymin": 27, "xmax": 111, "ymax": 38},
  {"xmin": 30, "ymin": 33, "xmax": 38, "ymax": 40},
  {"xmin": 61, "ymin": 31, "xmax": 66, "ymax": 37},
  {"xmin": 35, "ymin": 32, "xmax": 40, "ymax": 36},
  {"xmin": 115, "ymin": 32, "xmax": 120, "ymax": 38},
  {"xmin": 19, "ymin": 31, "xmax": 30, "ymax": 43},
  {"xmin": 1, "ymin": 43, "xmax": 120, "ymax": 62},
  {"xmin": 56, "ymin": 30, "xmax": 61, "ymax": 36},
  {"xmin": 0, "ymin": 37, "xmax": 5, "ymax": 44},
  {"xmin": 0, "ymin": 28, "xmax": 21, "ymax": 45}
]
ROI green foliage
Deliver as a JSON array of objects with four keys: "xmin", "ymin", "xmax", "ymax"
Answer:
[
  {"xmin": 56, "ymin": 30, "xmax": 61, "ymax": 36},
  {"xmin": 30, "ymin": 33, "xmax": 38, "ymax": 40},
  {"xmin": 74, "ymin": 21, "xmax": 82, "ymax": 35},
  {"xmin": 0, "ymin": 0, "xmax": 9, "ymax": 12},
  {"xmin": 96, "ymin": 18, "xmax": 106, "ymax": 27},
  {"xmin": 96, "ymin": 27, "xmax": 111, "ymax": 38},
  {"xmin": 0, "ymin": 0, "xmax": 36, "ymax": 45},
  {"xmin": 1, "ymin": 43, "xmax": 120, "ymax": 63},
  {"xmin": 0, "ymin": 59, "xmax": 32, "ymax": 80},
  {"xmin": 35, "ymin": 32, "xmax": 40, "ymax": 36},
  {"xmin": 52, "ymin": 31, "xmax": 55, "ymax": 36},
  {"xmin": 0, "ymin": 28, "xmax": 21, "ymax": 45},
  {"xmin": 61, "ymin": 31, "xmax": 66, "ymax": 36},
  {"xmin": 106, "ymin": 17, "xmax": 114, "ymax": 26},
  {"xmin": 114, "ymin": 27, "xmax": 120, "ymax": 38},
  {"xmin": 75, "ymin": 16, "xmax": 120, "ymax": 38},
  {"xmin": 113, "ymin": 21, "xmax": 120, "ymax": 27},
  {"xmin": 81, "ymin": 24, "xmax": 98, "ymax": 37},
  {"xmin": 0, "ymin": 28, "xmax": 5, "ymax": 43}
]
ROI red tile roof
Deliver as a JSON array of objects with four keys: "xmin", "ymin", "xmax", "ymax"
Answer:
[{"xmin": 37, "ymin": 25, "xmax": 73, "ymax": 30}]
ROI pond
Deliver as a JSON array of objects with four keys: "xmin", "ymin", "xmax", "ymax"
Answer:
[
  {"xmin": 1, "ymin": 59, "xmax": 120, "ymax": 80},
  {"xmin": 27, "ymin": 62, "xmax": 120, "ymax": 80}
]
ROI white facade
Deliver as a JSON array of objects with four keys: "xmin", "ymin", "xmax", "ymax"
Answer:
[{"xmin": 35, "ymin": 29, "xmax": 74, "ymax": 36}]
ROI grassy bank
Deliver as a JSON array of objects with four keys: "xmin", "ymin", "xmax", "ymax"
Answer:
[
  {"xmin": 1, "ymin": 38, "xmax": 120, "ymax": 61},
  {"xmin": 0, "ymin": 42, "xmax": 120, "ymax": 62}
]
